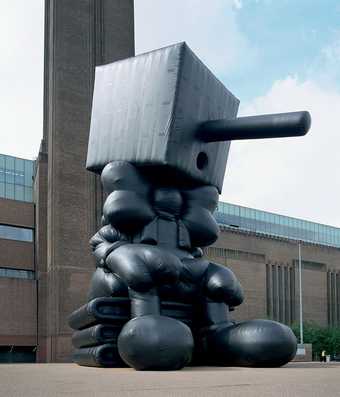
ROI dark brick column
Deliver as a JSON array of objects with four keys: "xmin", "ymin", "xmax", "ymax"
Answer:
[{"xmin": 40, "ymin": 0, "xmax": 134, "ymax": 362}]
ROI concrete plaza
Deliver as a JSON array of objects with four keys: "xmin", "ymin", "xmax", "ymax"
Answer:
[{"xmin": 0, "ymin": 362, "xmax": 339, "ymax": 397}]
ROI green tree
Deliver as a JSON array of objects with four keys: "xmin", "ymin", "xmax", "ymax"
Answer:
[{"xmin": 291, "ymin": 322, "xmax": 340, "ymax": 359}]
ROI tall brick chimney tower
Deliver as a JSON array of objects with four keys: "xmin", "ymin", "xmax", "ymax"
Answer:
[{"xmin": 35, "ymin": 0, "xmax": 135, "ymax": 362}]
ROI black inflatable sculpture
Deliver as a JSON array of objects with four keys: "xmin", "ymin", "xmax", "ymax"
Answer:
[{"xmin": 68, "ymin": 43, "xmax": 311, "ymax": 370}]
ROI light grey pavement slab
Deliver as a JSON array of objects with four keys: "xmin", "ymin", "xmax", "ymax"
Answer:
[{"xmin": 0, "ymin": 362, "xmax": 339, "ymax": 397}]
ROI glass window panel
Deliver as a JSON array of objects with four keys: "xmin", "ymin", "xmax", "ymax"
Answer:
[
  {"xmin": 0, "ymin": 267, "xmax": 34, "ymax": 280},
  {"xmin": 5, "ymin": 183, "xmax": 14, "ymax": 200},
  {"xmin": 299, "ymin": 221, "xmax": 304, "ymax": 234},
  {"xmin": 256, "ymin": 211, "xmax": 261, "ymax": 221},
  {"xmin": 0, "ymin": 168, "xmax": 4, "ymax": 183},
  {"xmin": 258, "ymin": 211, "xmax": 263, "ymax": 221},
  {"xmin": 299, "ymin": 220, "xmax": 304, "ymax": 231},
  {"xmin": 15, "ymin": 158, "xmax": 24, "ymax": 172},
  {"xmin": 24, "ymin": 187, "xmax": 33, "ymax": 202},
  {"xmin": 310, "ymin": 222, "xmax": 315, "ymax": 234},
  {"xmin": 24, "ymin": 161, "xmax": 33, "ymax": 187},
  {"xmin": 5, "ymin": 170, "xmax": 14, "ymax": 184},
  {"xmin": 320, "ymin": 227, "xmax": 325, "ymax": 240},
  {"xmin": 0, "ymin": 225, "xmax": 33, "ymax": 242},
  {"xmin": 315, "ymin": 223, "xmax": 319, "ymax": 237},
  {"xmin": 5, "ymin": 156, "xmax": 14, "ymax": 171},
  {"xmin": 336, "ymin": 232, "xmax": 340, "ymax": 246},
  {"xmin": 15, "ymin": 172, "xmax": 25, "ymax": 185},
  {"xmin": 0, "ymin": 155, "xmax": 4, "ymax": 169},
  {"xmin": 15, "ymin": 185, "xmax": 25, "ymax": 201},
  {"xmin": 316, "ymin": 224, "xmax": 320, "ymax": 235},
  {"xmin": 0, "ymin": 182, "xmax": 4, "ymax": 198},
  {"xmin": 333, "ymin": 229, "xmax": 337, "ymax": 243}
]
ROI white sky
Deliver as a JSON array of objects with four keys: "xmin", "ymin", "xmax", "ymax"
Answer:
[{"xmin": 0, "ymin": 1, "xmax": 339, "ymax": 227}]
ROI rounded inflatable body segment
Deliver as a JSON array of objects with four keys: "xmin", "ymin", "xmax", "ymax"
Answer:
[
  {"xmin": 118, "ymin": 315, "xmax": 194, "ymax": 370},
  {"xmin": 205, "ymin": 319, "xmax": 297, "ymax": 367}
]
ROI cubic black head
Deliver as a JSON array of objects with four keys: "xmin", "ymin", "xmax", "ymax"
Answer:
[{"xmin": 87, "ymin": 42, "xmax": 239, "ymax": 192}]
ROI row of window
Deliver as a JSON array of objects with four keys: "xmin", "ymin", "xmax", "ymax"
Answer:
[
  {"xmin": 292, "ymin": 259, "xmax": 326, "ymax": 272},
  {"xmin": 205, "ymin": 246, "xmax": 265, "ymax": 264},
  {"xmin": 0, "ymin": 168, "xmax": 33, "ymax": 186},
  {"xmin": 0, "ymin": 268, "xmax": 35, "ymax": 280},
  {"xmin": 0, "ymin": 224, "xmax": 33, "ymax": 242},
  {"xmin": 0, "ymin": 182, "xmax": 33, "ymax": 202},
  {"xmin": 0, "ymin": 154, "xmax": 34, "ymax": 202},
  {"xmin": 216, "ymin": 202, "xmax": 340, "ymax": 248},
  {"xmin": 0, "ymin": 154, "xmax": 34, "ymax": 186}
]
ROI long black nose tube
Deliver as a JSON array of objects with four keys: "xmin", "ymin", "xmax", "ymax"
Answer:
[{"xmin": 197, "ymin": 111, "xmax": 311, "ymax": 142}]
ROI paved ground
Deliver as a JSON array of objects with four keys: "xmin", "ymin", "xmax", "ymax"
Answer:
[{"xmin": 0, "ymin": 362, "xmax": 339, "ymax": 397}]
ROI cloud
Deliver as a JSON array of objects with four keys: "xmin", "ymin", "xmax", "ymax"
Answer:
[
  {"xmin": 308, "ymin": 31, "xmax": 340, "ymax": 88},
  {"xmin": 221, "ymin": 76, "xmax": 340, "ymax": 226},
  {"xmin": 232, "ymin": 0, "xmax": 243, "ymax": 10},
  {"xmin": 0, "ymin": 1, "xmax": 44, "ymax": 159},
  {"xmin": 134, "ymin": 0, "xmax": 255, "ymax": 75}
]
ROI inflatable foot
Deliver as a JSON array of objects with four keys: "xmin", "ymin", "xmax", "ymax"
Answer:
[
  {"xmin": 118, "ymin": 315, "xmax": 194, "ymax": 370},
  {"xmin": 202, "ymin": 319, "xmax": 297, "ymax": 367}
]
